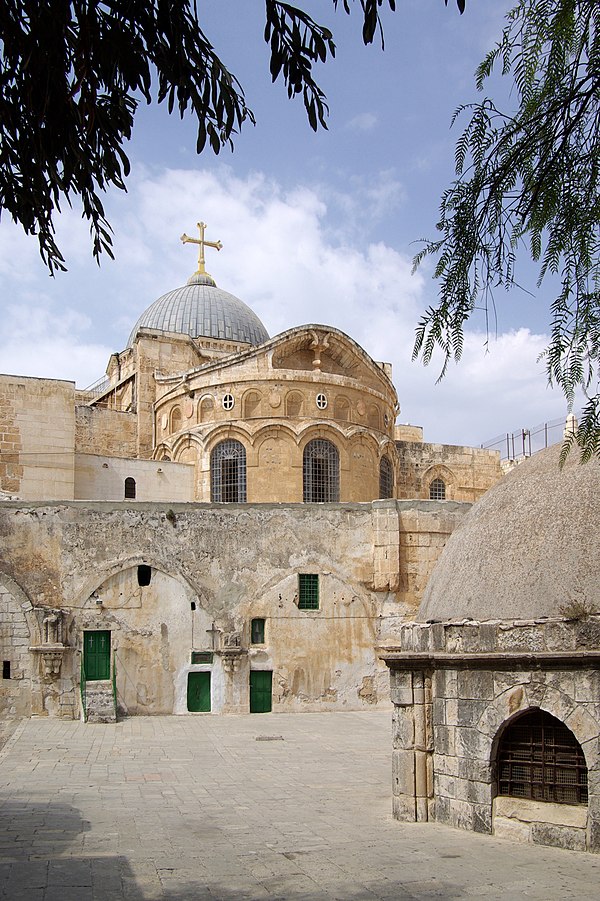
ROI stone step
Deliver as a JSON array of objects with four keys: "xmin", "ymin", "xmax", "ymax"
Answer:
[{"xmin": 84, "ymin": 680, "xmax": 116, "ymax": 723}]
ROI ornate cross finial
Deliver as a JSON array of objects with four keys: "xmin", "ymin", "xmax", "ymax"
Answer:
[{"xmin": 180, "ymin": 221, "xmax": 222, "ymax": 277}]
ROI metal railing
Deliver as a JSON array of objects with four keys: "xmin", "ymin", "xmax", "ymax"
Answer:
[
  {"xmin": 83, "ymin": 374, "xmax": 110, "ymax": 397},
  {"xmin": 482, "ymin": 415, "xmax": 572, "ymax": 462}
]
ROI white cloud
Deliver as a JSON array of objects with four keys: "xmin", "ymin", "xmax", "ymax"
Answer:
[
  {"xmin": 0, "ymin": 165, "xmax": 567, "ymax": 444},
  {"xmin": 346, "ymin": 112, "xmax": 378, "ymax": 131}
]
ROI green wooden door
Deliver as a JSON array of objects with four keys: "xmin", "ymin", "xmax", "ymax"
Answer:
[
  {"xmin": 83, "ymin": 630, "xmax": 111, "ymax": 681},
  {"xmin": 250, "ymin": 670, "xmax": 272, "ymax": 713},
  {"xmin": 187, "ymin": 672, "xmax": 211, "ymax": 712}
]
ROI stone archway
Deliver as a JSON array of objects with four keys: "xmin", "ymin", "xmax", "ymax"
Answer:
[{"xmin": 0, "ymin": 573, "xmax": 33, "ymax": 720}]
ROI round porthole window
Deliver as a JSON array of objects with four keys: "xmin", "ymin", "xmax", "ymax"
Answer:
[
  {"xmin": 222, "ymin": 393, "xmax": 235, "ymax": 411},
  {"xmin": 316, "ymin": 393, "xmax": 328, "ymax": 410}
]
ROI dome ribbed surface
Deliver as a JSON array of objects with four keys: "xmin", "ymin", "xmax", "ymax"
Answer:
[
  {"xmin": 417, "ymin": 444, "xmax": 600, "ymax": 623},
  {"xmin": 128, "ymin": 273, "xmax": 269, "ymax": 347}
]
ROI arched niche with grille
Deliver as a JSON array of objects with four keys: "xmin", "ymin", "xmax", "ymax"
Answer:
[
  {"xmin": 429, "ymin": 477, "xmax": 446, "ymax": 500},
  {"xmin": 303, "ymin": 438, "xmax": 340, "ymax": 503},
  {"xmin": 285, "ymin": 391, "xmax": 304, "ymax": 417},
  {"xmin": 379, "ymin": 456, "xmax": 394, "ymax": 499},
  {"xmin": 210, "ymin": 439, "xmax": 247, "ymax": 503},
  {"xmin": 243, "ymin": 390, "xmax": 261, "ymax": 419},
  {"xmin": 124, "ymin": 477, "xmax": 136, "ymax": 500},
  {"xmin": 496, "ymin": 708, "xmax": 588, "ymax": 806}
]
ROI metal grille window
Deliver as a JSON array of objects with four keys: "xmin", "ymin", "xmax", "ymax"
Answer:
[
  {"xmin": 298, "ymin": 574, "xmax": 319, "ymax": 610},
  {"xmin": 222, "ymin": 393, "xmax": 234, "ymax": 410},
  {"xmin": 211, "ymin": 440, "xmax": 247, "ymax": 502},
  {"xmin": 303, "ymin": 439, "xmax": 339, "ymax": 502},
  {"xmin": 316, "ymin": 393, "xmax": 328, "ymax": 410},
  {"xmin": 497, "ymin": 709, "xmax": 588, "ymax": 805},
  {"xmin": 379, "ymin": 456, "xmax": 394, "ymax": 499},
  {"xmin": 124, "ymin": 477, "xmax": 136, "ymax": 499},
  {"xmin": 429, "ymin": 477, "xmax": 446, "ymax": 500},
  {"xmin": 251, "ymin": 618, "xmax": 265, "ymax": 644}
]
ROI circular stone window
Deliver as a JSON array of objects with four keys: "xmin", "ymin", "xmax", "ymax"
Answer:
[
  {"xmin": 316, "ymin": 393, "xmax": 328, "ymax": 410},
  {"xmin": 222, "ymin": 393, "xmax": 235, "ymax": 411}
]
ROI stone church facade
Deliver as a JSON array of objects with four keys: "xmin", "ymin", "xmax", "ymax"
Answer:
[{"xmin": 5, "ymin": 224, "xmax": 599, "ymax": 854}]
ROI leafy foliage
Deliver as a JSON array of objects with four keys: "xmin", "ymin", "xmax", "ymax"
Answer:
[
  {"xmin": 0, "ymin": 0, "xmax": 464, "ymax": 274},
  {"xmin": 413, "ymin": 0, "xmax": 600, "ymax": 461}
]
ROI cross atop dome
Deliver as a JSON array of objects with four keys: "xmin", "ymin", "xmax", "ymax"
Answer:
[{"xmin": 180, "ymin": 221, "xmax": 222, "ymax": 281}]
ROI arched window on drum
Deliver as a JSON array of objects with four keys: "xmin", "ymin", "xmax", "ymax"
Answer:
[
  {"xmin": 379, "ymin": 456, "xmax": 394, "ymax": 499},
  {"xmin": 303, "ymin": 439, "xmax": 339, "ymax": 503},
  {"xmin": 211, "ymin": 440, "xmax": 247, "ymax": 503}
]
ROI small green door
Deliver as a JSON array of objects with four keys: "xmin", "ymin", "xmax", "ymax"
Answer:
[
  {"xmin": 187, "ymin": 672, "xmax": 211, "ymax": 712},
  {"xmin": 84, "ymin": 630, "xmax": 111, "ymax": 681},
  {"xmin": 250, "ymin": 670, "xmax": 272, "ymax": 713}
]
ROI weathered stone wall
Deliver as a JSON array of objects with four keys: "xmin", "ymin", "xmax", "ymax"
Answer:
[
  {"xmin": 385, "ymin": 618, "xmax": 600, "ymax": 853},
  {"xmin": 75, "ymin": 406, "xmax": 138, "ymax": 458},
  {"xmin": 395, "ymin": 440, "xmax": 501, "ymax": 502},
  {"xmin": 0, "ymin": 375, "xmax": 75, "ymax": 500},
  {"xmin": 74, "ymin": 454, "xmax": 194, "ymax": 502},
  {"xmin": 0, "ymin": 498, "xmax": 468, "ymax": 719}
]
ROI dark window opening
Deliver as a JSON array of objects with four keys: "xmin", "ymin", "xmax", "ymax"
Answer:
[
  {"xmin": 251, "ymin": 618, "xmax": 265, "ymax": 644},
  {"xmin": 191, "ymin": 651, "xmax": 213, "ymax": 664},
  {"xmin": 429, "ymin": 477, "xmax": 446, "ymax": 500},
  {"xmin": 137, "ymin": 565, "xmax": 152, "ymax": 587},
  {"xmin": 191, "ymin": 601, "xmax": 196, "ymax": 611},
  {"xmin": 2, "ymin": 661, "xmax": 10, "ymax": 679},
  {"xmin": 497, "ymin": 709, "xmax": 588, "ymax": 805},
  {"xmin": 303, "ymin": 439, "xmax": 339, "ymax": 503},
  {"xmin": 298, "ymin": 574, "xmax": 319, "ymax": 610},
  {"xmin": 379, "ymin": 456, "xmax": 394, "ymax": 499},
  {"xmin": 211, "ymin": 440, "xmax": 247, "ymax": 503},
  {"xmin": 124, "ymin": 477, "xmax": 136, "ymax": 499}
]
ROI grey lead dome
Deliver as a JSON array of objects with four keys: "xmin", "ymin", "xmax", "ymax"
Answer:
[{"xmin": 128, "ymin": 273, "xmax": 270, "ymax": 347}]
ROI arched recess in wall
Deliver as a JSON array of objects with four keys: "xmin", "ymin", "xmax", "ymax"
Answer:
[
  {"xmin": 285, "ymin": 390, "xmax": 304, "ymax": 417},
  {"xmin": 77, "ymin": 562, "xmax": 211, "ymax": 717},
  {"xmin": 334, "ymin": 396, "xmax": 350, "ymax": 421},
  {"xmin": 0, "ymin": 572, "xmax": 34, "ymax": 718},
  {"xmin": 243, "ymin": 390, "xmax": 261, "ymax": 419},
  {"xmin": 368, "ymin": 404, "xmax": 381, "ymax": 430},
  {"xmin": 124, "ymin": 477, "xmax": 136, "ymax": 499},
  {"xmin": 493, "ymin": 708, "xmax": 588, "ymax": 806},
  {"xmin": 198, "ymin": 395, "xmax": 215, "ymax": 423},
  {"xmin": 422, "ymin": 464, "xmax": 456, "ymax": 501},
  {"xmin": 170, "ymin": 406, "xmax": 182, "ymax": 435}
]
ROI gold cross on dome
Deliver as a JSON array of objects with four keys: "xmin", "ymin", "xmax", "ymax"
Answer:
[{"xmin": 180, "ymin": 221, "xmax": 222, "ymax": 276}]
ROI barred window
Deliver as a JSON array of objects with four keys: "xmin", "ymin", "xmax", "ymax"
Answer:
[
  {"xmin": 429, "ymin": 477, "xmax": 446, "ymax": 500},
  {"xmin": 379, "ymin": 456, "xmax": 394, "ymax": 499},
  {"xmin": 211, "ymin": 440, "xmax": 247, "ymax": 503},
  {"xmin": 124, "ymin": 477, "xmax": 136, "ymax": 499},
  {"xmin": 298, "ymin": 574, "xmax": 319, "ymax": 610},
  {"xmin": 497, "ymin": 709, "xmax": 588, "ymax": 805},
  {"xmin": 303, "ymin": 439, "xmax": 339, "ymax": 503}
]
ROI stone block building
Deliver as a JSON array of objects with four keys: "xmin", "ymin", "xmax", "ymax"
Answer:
[{"xmin": 381, "ymin": 445, "xmax": 600, "ymax": 853}]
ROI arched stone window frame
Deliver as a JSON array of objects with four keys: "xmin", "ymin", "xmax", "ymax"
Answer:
[
  {"xmin": 210, "ymin": 439, "xmax": 247, "ymax": 503},
  {"xmin": 197, "ymin": 394, "xmax": 215, "ymax": 423},
  {"xmin": 303, "ymin": 438, "xmax": 340, "ymax": 503},
  {"xmin": 367, "ymin": 404, "xmax": 381, "ymax": 430},
  {"xmin": 422, "ymin": 464, "xmax": 456, "ymax": 501},
  {"xmin": 124, "ymin": 477, "xmax": 136, "ymax": 500},
  {"xmin": 379, "ymin": 455, "xmax": 394, "ymax": 499}
]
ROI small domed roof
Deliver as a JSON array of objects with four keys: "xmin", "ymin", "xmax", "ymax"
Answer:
[
  {"xmin": 418, "ymin": 444, "xmax": 599, "ymax": 623},
  {"xmin": 128, "ymin": 273, "xmax": 269, "ymax": 347}
]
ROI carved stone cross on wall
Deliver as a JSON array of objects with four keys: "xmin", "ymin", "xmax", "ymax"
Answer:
[{"xmin": 180, "ymin": 221, "xmax": 222, "ymax": 277}]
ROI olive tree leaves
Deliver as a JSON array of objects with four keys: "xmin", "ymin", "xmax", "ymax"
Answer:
[{"xmin": 413, "ymin": 0, "xmax": 600, "ymax": 460}]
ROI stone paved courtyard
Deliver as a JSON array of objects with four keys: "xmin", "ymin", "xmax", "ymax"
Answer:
[{"xmin": 0, "ymin": 710, "xmax": 599, "ymax": 900}]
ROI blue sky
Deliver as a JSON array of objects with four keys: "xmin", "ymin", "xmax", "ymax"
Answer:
[{"xmin": 0, "ymin": 1, "xmax": 571, "ymax": 447}]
